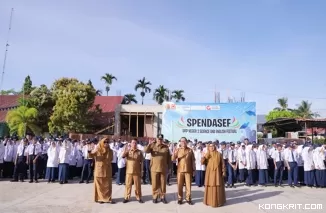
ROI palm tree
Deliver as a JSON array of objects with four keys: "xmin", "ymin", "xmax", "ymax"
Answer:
[
  {"xmin": 295, "ymin": 100, "xmax": 319, "ymax": 119},
  {"xmin": 101, "ymin": 73, "xmax": 117, "ymax": 96},
  {"xmin": 122, "ymin": 94, "xmax": 138, "ymax": 104},
  {"xmin": 96, "ymin": 90, "xmax": 102, "ymax": 96},
  {"xmin": 5, "ymin": 106, "xmax": 40, "ymax": 137},
  {"xmin": 153, "ymin": 85, "xmax": 169, "ymax": 105},
  {"xmin": 135, "ymin": 77, "xmax": 152, "ymax": 105},
  {"xmin": 171, "ymin": 90, "xmax": 185, "ymax": 102},
  {"xmin": 274, "ymin": 97, "xmax": 289, "ymax": 111}
]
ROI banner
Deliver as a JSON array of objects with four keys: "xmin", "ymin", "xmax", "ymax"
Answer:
[{"xmin": 162, "ymin": 102, "xmax": 257, "ymax": 142}]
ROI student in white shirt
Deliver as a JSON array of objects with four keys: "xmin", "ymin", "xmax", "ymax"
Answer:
[
  {"xmin": 58, "ymin": 140, "xmax": 71, "ymax": 184},
  {"xmin": 285, "ymin": 145, "xmax": 299, "ymax": 187},
  {"xmin": 110, "ymin": 141, "xmax": 118, "ymax": 178},
  {"xmin": 80, "ymin": 140, "xmax": 94, "ymax": 184},
  {"xmin": 46, "ymin": 141, "xmax": 59, "ymax": 183},
  {"xmin": 227, "ymin": 143, "xmax": 237, "ymax": 188},
  {"xmin": 75, "ymin": 143, "xmax": 84, "ymax": 178},
  {"xmin": 194, "ymin": 143, "xmax": 205, "ymax": 187},
  {"xmin": 144, "ymin": 145, "xmax": 152, "ymax": 184},
  {"xmin": 257, "ymin": 144, "xmax": 268, "ymax": 186},
  {"xmin": 313, "ymin": 146, "xmax": 325, "ymax": 188},
  {"xmin": 245, "ymin": 144, "xmax": 257, "ymax": 186},
  {"xmin": 116, "ymin": 143, "xmax": 126, "ymax": 185},
  {"xmin": 26, "ymin": 137, "xmax": 42, "ymax": 183},
  {"xmin": 272, "ymin": 144, "xmax": 285, "ymax": 187},
  {"xmin": 302, "ymin": 145, "xmax": 315, "ymax": 187},
  {"xmin": 68, "ymin": 142, "xmax": 78, "ymax": 180},
  {"xmin": 11, "ymin": 139, "xmax": 28, "ymax": 182},
  {"xmin": 237, "ymin": 143, "xmax": 247, "ymax": 183},
  {"xmin": 3, "ymin": 138, "xmax": 15, "ymax": 178}
]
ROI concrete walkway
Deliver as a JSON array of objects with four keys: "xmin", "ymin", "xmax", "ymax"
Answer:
[{"xmin": 0, "ymin": 180, "xmax": 325, "ymax": 213}]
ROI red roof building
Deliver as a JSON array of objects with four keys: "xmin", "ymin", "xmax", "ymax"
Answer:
[{"xmin": 0, "ymin": 95, "xmax": 21, "ymax": 122}]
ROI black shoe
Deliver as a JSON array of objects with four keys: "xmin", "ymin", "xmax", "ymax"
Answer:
[
  {"xmin": 123, "ymin": 199, "xmax": 128, "ymax": 203},
  {"xmin": 177, "ymin": 200, "xmax": 182, "ymax": 205},
  {"xmin": 79, "ymin": 181, "xmax": 84, "ymax": 184},
  {"xmin": 226, "ymin": 184, "xmax": 229, "ymax": 188},
  {"xmin": 10, "ymin": 180, "xmax": 18, "ymax": 182},
  {"xmin": 35, "ymin": 180, "xmax": 39, "ymax": 183},
  {"xmin": 108, "ymin": 201, "xmax": 116, "ymax": 204},
  {"xmin": 290, "ymin": 185, "xmax": 294, "ymax": 188},
  {"xmin": 187, "ymin": 200, "xmax": 193, "ymax": 205},
  {"xmin": 275, "ymin": 184, "xmax": 278, "ymax": 187},
  {"xmin": 29, "ymin": 180, "xmax": 33, "ymax": 183},
  {"xmin": 161, "ymin": 198, "xmax": 167, "ymax": 204},
  {"xmin": 98, "ymin": 201, "xmax": 104, "ymax": 204},
  {"xmin": 138, "ymin": 199, "xmax": 144, "ymax": 203},
  {"xmin": 60, "ymin": 181, "xmax": 63, "ymax": 184},
  {"xmin": 153, "ymin": 199, "xmax": 157, "ymax": 204},
  {"xmin": 86, "ymin": 181, "xmax": 89, "ymax": 184},
  {"xmin": 279, "ymin": 184, "xmax": 283, "ymax": 187}
]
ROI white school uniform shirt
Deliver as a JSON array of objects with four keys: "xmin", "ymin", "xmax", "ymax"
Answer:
[
  {"xmin": 0, "ymin": 143, "xmax": 5, "ymax": 163},
  {"xmin": 272, "ymin": 150, "xmax": 284, "ymax": 162},
  {"xmin": 82, "ymin": 145, "xmax": 93, "ymax": 160},
  {"xmin": 69, "ymin": 145, "xmax": 78, "ymax": 166},
  {"xmin": 47, "ymin": 145, "xmax": 59, "ymax": 167},
  {"xmin": 145, "ymin": 153, "xmax": 151, "ymax": 160},
  {"xmin": 228, "ymin": 149, "xmax": 237, "ymax": 163},
  {"xmin": 218, "ymin": 148, "xmax": 228, "ymax": 160},
  {"xmin": 39, "ymin": 142, "xmax": 49, "ymax": 155},
  {"xmin": 110, "ymin": 143, "xmax": 118, "ymax": 163},
  {"xmin": 285, "ymin": 149, "xmax": 298, "ymax": 163},
  {"xmin": 194, "ymin": 149, "xmax": 205, "ymax": 171},
  {"xmin": 16, "ymin": 143, "xmax": 28, "ymax": 157},
  {"xmin": 117, "ymin": 148, "xmax": 126, "ymax": 169},
  {"xmin": 237, "ymin": 148, "xmax": 247, "ymax": 169},
  {"xmin": 76, "ymin": 146, "xmax": 84, "ymax": 167},
  {"xmin": 27, "ymin": 143, "xmax": 42, "ymax": 155},
  {"xmin": 58, "ymin": 145, "xmax": 71, "ymax": 164},
  {"xmin": 302, "ymin": 147, "xmax": 314, "ymax": 171},
  {"xmin": 296, "ymin": 145, "xmax": 304, "ymax": 166},
  {"xmin": 4, "ymin": 143, "xmax": 15, "ymax": 162},
  {"xmin": 256, "ymin": 145, "xmax": 268, "ymax": 170},
  {"xmin": 246, "ymin": 146, "xmax": 257, "ymax": 170},
  {"xmin": 313, "ymin": 148, "xmax": 325, "ymax": 170},
  {"xmin": 268, "ymin": 147, "xmax": 277, "ymax": 158}
]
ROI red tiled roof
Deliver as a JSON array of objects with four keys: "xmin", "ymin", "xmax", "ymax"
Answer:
[
  {"xmin": 0, "ymin": 111, "xmax": 7, "ymax": 122},
  {"xmin": 93, "ymin": 96, "xmax": 123, "ymax": 112},
  {"xmin": 0, "ymin": 95, "xmax": 20, "ymax": 109}
]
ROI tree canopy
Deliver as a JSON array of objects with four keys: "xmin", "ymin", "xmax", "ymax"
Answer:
[
  {"xmin": 6, "ymin": 106, "xmax": 40, "ymax": 137},
  {"xmin": 265, "ymin": 110, "xmax": 297, "ymax": 121},
  {"xmin": 48, "ymin": 78, "xmax": 96, "ymax": 134}
]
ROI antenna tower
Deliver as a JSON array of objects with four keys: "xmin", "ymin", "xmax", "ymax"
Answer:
[{"xmin": 0, "ymin": 8, "xmax": 14, "ymax": 92}]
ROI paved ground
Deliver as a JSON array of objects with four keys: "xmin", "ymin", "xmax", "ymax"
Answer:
[{"xmin": 0, "ymin": 179, "xmax": 325, "ymax": 213}]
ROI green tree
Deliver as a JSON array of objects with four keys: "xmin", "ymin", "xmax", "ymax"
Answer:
[
  {"xmin": 101, "ymin": 73, "xmax": 117, "ymax": 96},
  {"xmin": 5, "ymin": 106, "xmax": 40, "ymax": 137},
  {"xmin": 49, "ymin": 78, "xmax": 96, "ymax": 134},
  {"xmin": 171, "ymin": 90, "xmax": 185, "ymax": 102},
  {"xmin": 153, "ymin": 85, "xmax": 169, "ymax": 105},
  {"xmin": 96, "ymin": 90, "xmax": 102, "ymax": 96},
  {"xmin": 0, "ymin": 89, "xmax": 19, "ymax": 95},
  {"xmin": 265, "ymin": 110, "xmax": 297, "ymax": 121},
  {"xmin": 295, "ymin": 100, "xmax": 319, "ymax": 119},
  {"xmin": 273, "ymin": 97, "xmax": 290, "ymax": 111},
  {"xmin": 135, "ymin": 77, "xmax": 151, "ymax": 105},
  {"xmin": 122, "ymin": 94, "xmax": 138, "ymax": 104},
  {"xmin": 22, "ymin": 75, "xmax": 35, "ymax": 95},
  {"xmin": 28, "ymin": 85, "xmax": 55, "ymax": 132}
]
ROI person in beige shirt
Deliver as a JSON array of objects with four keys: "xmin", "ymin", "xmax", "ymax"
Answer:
[
  {"xmin": 172, "ymin": 137, "xmax": 195, "ymax": 205},
  {"xmin": 144, "ymin": 134, "xmax": 171, "ymax": 204},
  {"xmin": 122, "ymin": 138, "xmax": 144, "ymax": 203}
]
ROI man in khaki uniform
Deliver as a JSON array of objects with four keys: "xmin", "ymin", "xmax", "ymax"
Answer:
[
  {"xmin": 122, "ymin": 139, "xmax": 144, "ymax": 203},
  {"xmin": 144, "ymin": 134, "xmax": 171, "ymax": 204},
  {"xmin": 172, "ymin": 137, "xmax": 195, "ymax": 205}
]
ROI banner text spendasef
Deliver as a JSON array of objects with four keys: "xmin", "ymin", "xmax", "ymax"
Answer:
[{"xmin": 259, "ymin": 204, "xmax": 323, "ymax": 210}]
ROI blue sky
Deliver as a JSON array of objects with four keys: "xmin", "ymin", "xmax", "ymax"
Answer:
[{"xmin": 0, "ymin": 0, "xmax": 326, "ymax": 116}]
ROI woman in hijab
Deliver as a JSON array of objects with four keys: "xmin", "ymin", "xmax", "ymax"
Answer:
[
  {"xmin": 256, "ymin": 144, "xmax": 268, "ymax": 186},
  {"xmin": 46, "ymin": 141, "xmax": 59, "ymax": 183},
  {"xmin": 302, "ymin": 145, "xmax": 315, "ymax": 187},
  {"xmin": 313, "ymin": 146, "xmax": 325, "ymax": 188},
  {"xmin": 88, "ymin": 137, "xmax": 115, "ymax": 204},
  {"xmin": 58, "ymin": 140, "xmax": 71, "ymax": 184},
  {"xmin": 296, "ymin": 145, "xmax": 305, "ymax": 185},
  {"xmin": 245, "ymin": 144, "xmax": 257, "ymax": 186},
  {"xmin": 201, "ymin": 143, "xmax": 226, "ymax": 208},
  {"xmin": 237, "ymin": 143, "xmax": 247, "ymax": 183}
]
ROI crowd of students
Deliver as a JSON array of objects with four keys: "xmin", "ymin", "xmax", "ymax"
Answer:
[{"xmin": 0, "ymin": 135, "xmax": 325, "ymax": 190}]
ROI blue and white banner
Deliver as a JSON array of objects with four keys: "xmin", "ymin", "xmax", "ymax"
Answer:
[{"xmin": 162, "ymin": 102, "xmax": 257, "ymax": 142}]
